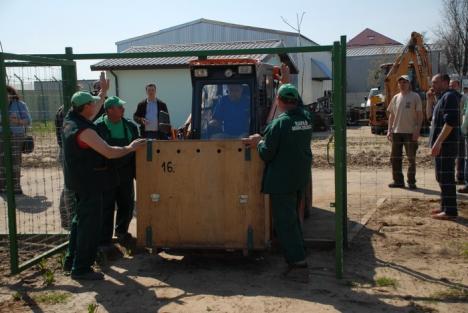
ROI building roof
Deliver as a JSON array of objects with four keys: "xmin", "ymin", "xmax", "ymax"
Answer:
[
  {"xmin": 116, "ymin": 18, "xmax": 317, "ymax": 46},
  {"xmin": 91, "ymin": 40, "xmax": 298, "ymax": 73},
  {"xmin": 311, "ymin": 58, "xmax": 331, "ymax": 80},
  {"xmin": 347, "ymin": 44, "xmax": 441, "ymax": 57},
  {"xmin": 347, "ymin": 28, "xmax": 401, "ymax": 47}
]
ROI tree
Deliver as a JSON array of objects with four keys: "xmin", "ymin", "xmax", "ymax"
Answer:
[{"xmin": 436, "ymin": 0, "xmax": 468, "ymax": 76}]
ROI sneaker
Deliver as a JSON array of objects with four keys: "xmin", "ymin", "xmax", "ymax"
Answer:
[
  {"xmin": 458, "ymin": 186, "xmax": 468, "ymax": 193},
  {"xmin": 431, "ymin": 208, "xmax": 442, "ymax": 215},
  {"xmin": 116, "ymin": 232, "xmax": 133, "ymax": 243},
  {"xmin": 456, "ymin": 179, "xmax": 465, "ymax": 185},
  {"xmin": 71, "ymin": 270, "xmax": 104, "ymax": 281},
  {"xmin": 431, "ymin": 212, "xmax": 457, "ymax": 220},
  {"xmin": 388, "ymin": 182, "xmax": 405, "ymax": 188}
]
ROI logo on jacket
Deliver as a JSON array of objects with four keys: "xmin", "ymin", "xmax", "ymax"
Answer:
[{"xmin": 291, "ymin": 120, "xmax": 312, "ymax": 131}]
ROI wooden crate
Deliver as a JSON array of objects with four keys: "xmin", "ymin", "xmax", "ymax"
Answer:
[{"xmin": 136, "ymin": 140, "xmax": 270, "ymax": 251}]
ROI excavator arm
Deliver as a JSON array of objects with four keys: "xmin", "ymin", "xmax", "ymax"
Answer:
[{"xmin": 383, "ymin": 32, "xmax": 432, "ymax": 108}]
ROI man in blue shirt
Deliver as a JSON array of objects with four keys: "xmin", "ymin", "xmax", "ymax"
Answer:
[
  {"xmin": 210, "ymin": 84, "xmax": 250, "ymax": 138},
  {"xmin": 0, "ymin": 86, "xmax": 32, "ymax": 194},
  {"xmin": 429, "ymin": 74, "xmax": 460, "ymax": 220}
]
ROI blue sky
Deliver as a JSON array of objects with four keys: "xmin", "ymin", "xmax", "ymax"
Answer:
[{"xmin": 0, "ymin": 0, "xmax": 443, "ymax": 79}]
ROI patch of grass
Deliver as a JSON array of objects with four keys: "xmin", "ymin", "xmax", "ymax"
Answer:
[
  {"xmin": 408, "ymin": 302, "xmax": 439, "ymax": 313},
  {"xmin": 37, "ymin": 258, "xmax": 55, "ymax": 286},
  {"xmin": 343, "ymin": 280, "xmax": 372, "ymax": 288},
  {"xmin": 31, "ymin": 121, "xmax": 55, "ymax": 134},
  {"xmin": 32, "ymin": 292, "xmax": 70, "ymax": 305},
  {"xmin": 88, "ymin": 303, "xmax": 98, "ymax": 313},
  {"xmin": 374, "ymin": 276, "xmax": 398, "ymax": 288},
  {"xmin": 430, "ymin": 288, "xmax": 468, "ymax": 301},
  {"xmin": 42, "ymin": 269, "xmax": 55, "ymax": 286},
  {"xmin": 12, "ymin": 291, "xmax": 22, "ymax": 301},
  {"xmin": 460, "ymin": 242, "xmax": 468, "ymax": 258}
]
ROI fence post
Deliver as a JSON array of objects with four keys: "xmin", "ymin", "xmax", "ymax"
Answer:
[
  {"xmin": 0, "ymin": 53, "xmax": 19, "ymax": 274},
  {"xmin": 340, "ymin": 36, "xmax": 348, "ymax": 247},
  {"xmin": 61, "ymin": 47, "xmax": 77, "ymax": 112},
  {"xmin": 332, "ymin": 41, "xmax": 344, "ymax": 279}
]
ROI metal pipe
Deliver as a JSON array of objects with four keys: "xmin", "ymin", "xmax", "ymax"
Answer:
[
  {"xmin": 0, "ymin": 53, "xmax": 19, "ymax": 274},
  {"xmin": 109, "ymin": 70, "xmax": 119, "ymax": 97},
  {"xmin": 52, "ymin": 76, "xmax": 64, "ymax": 107},
  {"xmin": 18, "ymin": 241, "xmax": 68, "ymax": 272},
  {"xmin": 332, "ymin": 41, "xmax": 343, "ymax": 279},
  {"xmin": 27, "ymin": 45, "xmax": 334, "ymax": 61},
  {"xmin": 340, "ymin": 35, "xmax": 348, "ymax": 248},
  {"xmin": 13, "ymin": 74, "xmax": 24, "ymax": 98},
  {"xmin": 34, "ymin": 75, "xmax": 47, "ymax": 125}
]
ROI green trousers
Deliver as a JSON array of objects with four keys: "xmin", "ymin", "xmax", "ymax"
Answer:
[
  {"xmin": 65, "ymin": 192, "xmax": 103, "ymax": 274},
  {"xmin": 270, "ymin": 192, "xmax": 306, "ymax": 264},
  {"xmin": 100, "ymin": 179, "xmax": 134, "ymax": 245}
]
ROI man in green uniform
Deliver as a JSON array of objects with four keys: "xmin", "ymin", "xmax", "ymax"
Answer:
[
  {"xmin": 95, "ymin": 97, "xmax": 139, "ymax": 250},
  {"xmin": 62, "ymin": 75, "xmax": 145, "ymax": 280},
  {"xmin": 243, "ymin": 84, "xmax": 312, "ymax": 283}
]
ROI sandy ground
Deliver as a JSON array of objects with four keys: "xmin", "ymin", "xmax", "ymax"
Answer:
[{"xmin": 0, "ymin": 126, "xmax": 467, "ymax": 312}]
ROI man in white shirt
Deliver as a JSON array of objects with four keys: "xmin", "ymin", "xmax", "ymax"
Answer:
[
  {"xmin": 387, "ymin": 75, "xmax": 423, "ymax": 189},
  {"xmin": 133, "ymin": 83, "xmax": 171, "ymax": 139}
]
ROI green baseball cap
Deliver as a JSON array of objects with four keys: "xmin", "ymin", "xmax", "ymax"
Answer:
[
  {"xmin": 104, "ymin": 96, "xmax": 126, "ymax": 109},
  {"xmin": 278, "ymin": 83, "xmax": 299, "ymax": 101},
  {"xmin": 71, "ymin": 91, "xmax": 100, "ymax": 107}
]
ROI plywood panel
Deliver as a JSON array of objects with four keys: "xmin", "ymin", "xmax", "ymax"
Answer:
[{"xmin": 136, "ymin": 140, "xmax": 268, "ymax": 250}]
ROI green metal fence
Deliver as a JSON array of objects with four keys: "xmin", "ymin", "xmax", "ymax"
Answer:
[{"xmin": 0, "ymin": 38, "xmax": 347, "ymax": 278}]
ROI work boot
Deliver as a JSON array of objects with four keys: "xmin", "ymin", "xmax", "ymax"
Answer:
[
  {"xmin": 71, "ymin": 270, "xmax": 104, "ymax": 281},
  {"xmin": 116, "ymin": 232, "xmax": 133, "ymax": 244},
  {"xmin": 388, "ymin": 182, "xmax": 405, "ymax": 188}
]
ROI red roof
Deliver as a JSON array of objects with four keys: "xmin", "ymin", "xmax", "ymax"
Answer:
[{"xmin": 347, "ymin": 28, "xmax": 401, "ymax": 47}]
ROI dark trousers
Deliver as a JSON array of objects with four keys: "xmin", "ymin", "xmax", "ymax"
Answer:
[
  {"xmin": 390, "ymin": 133, "xmax": 418, "ymax": 184},
  {"xmin": 435, "ymin": 150, "xmax": 458, "ymax": 216},
  {"xmin": 464, "ymin": 137, "xmax": 468, "ymax": 185},
  {"xmin": 456, "ymin": 135, "xmax": 465, "ymax": 181},
  {"xmin": 270, "ymin": 192, "xmax": 306, "ymax": 264},
  {"xmin": 0, "ymin": 134, "xmax": 24, "ymax": 192},
  {"xmin": 65, "ymin": 192, "xmax": 103, "ymax": 275},
  {"xmin": 100, "ymin": 179, "xmax": 135, "ymax": 245},
  {"xmin": 58, "ymin": 150, "xmax": 74, "ymax": 230}
]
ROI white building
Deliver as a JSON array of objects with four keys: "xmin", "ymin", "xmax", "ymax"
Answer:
[{"xmin": 91, "ymin": 19, "xmax": 332, "ymax": 126}]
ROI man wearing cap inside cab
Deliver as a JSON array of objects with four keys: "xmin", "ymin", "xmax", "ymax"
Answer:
[
  {"xmin": 386, "ymin": 75, "xmax": 423, "ymax": 190},
  {"xmin": 242, "ymin": 83, "xmax": 312, "ymax": 283},
  {"xmin": 62, "ymin": 73, "xmax": 146, "ymax": 280},
  {"xmin": 95, "ymin": 96, "xmax": 139, "ymax": 252}
]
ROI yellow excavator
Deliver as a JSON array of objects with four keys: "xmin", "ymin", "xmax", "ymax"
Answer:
[{"xmin": 369, "ymin": 31, "xmax": 432, "ymax": 134}]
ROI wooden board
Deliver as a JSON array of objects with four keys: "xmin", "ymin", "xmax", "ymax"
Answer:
[{"xmin": 136, "ymin": 140, "xmax": 269, "ymax": 250}]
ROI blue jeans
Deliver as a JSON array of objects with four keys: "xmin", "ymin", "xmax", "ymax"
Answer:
[{"xmin": 435, "ymin": 145, "xmax": 457, "ymax": 216}]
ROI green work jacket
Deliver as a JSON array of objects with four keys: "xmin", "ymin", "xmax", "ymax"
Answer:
[
  {"xmin": 258, "ymin": 106, "xmax": 313, "ymax": 194},
  {"xmin": 95, "ymin": 115, "xmax": 139, "ymax": 181}
]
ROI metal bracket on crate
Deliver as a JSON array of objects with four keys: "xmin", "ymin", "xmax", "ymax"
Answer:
[
  {"xmin": 146, "ymin": 140, "xmax": 153, "ymax": 162},
  {"xmin": 145, "ymin": 226, "xmax": 153, "ymax": 248},
  {"xmin": 247, "ymin": 225, "xmax": 254, "ymax": 251},
  {"xmin": 244, "ymin": 147, "xmax": 251, "ymax": 161}
]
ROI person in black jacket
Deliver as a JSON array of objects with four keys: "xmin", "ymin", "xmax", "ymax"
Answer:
[
  {"xmin": 133, "ymin": 83, "xmax": 171, "ymax": 139},
  {"xmin": 95, "ymin": 96, "xmax": 139, "ymax": 248},
  {"xmin": 62, "ymin": 74, "xmax": 145, "ymax": 281},
  {"xmin": 429, "ymin": 74, "xmax": 460, "ymax": 220}
]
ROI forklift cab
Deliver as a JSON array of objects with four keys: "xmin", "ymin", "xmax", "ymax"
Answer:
[{"xmin": 189, "ymin": 59, "xmax": 276, "ymax": 139}]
